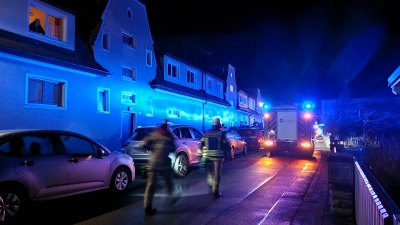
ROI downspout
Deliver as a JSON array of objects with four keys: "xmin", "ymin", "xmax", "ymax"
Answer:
[{"xmin": 202, "ymin": 72, "xmax": 208, "ymax": 133}]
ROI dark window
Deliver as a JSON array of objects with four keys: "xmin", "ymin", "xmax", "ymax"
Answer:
[
  {"xmin": 129, "ymin": 128, "xmax": 156, "ymax": 141},
  {"xmin": 18, "ymin": 135, "xmax": 55, "ymax": 156},
  {"xmin": 190, "ymin": 128, "xmax": 203, "ymax": 140},
  {"xmin": 180, "ymin": 128, "xmax": 192, "ymax": 138},
  {"xmin": 173, "ymin": 128, "xmax": 180, "ymax": 137},
  {"xmin": 60, "ymin": 135, "xmax": 94, "ymax": 155}
]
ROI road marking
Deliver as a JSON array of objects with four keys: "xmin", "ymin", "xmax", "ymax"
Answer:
[{"xmin": 258, "ymin": 162, "xmax": 310, "ymax": 225}]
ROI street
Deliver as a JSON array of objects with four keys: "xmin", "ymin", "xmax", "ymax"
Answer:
[{"xmin": 18, "ymin": 150, "xmax": 328, "ymax": 225}]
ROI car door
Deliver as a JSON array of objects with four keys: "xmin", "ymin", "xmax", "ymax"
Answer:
[
  {"xmin": 59, "ymin": 134, "xmax": 111, "ymax": 193},
  {"xmin": 189, "ymin": 127, "xmax": 203, "ymax": 163},
  {"xmin": 179, "ymin": 127, "xmax": 198, "ymax": 164},
  {"xmin": 234, "ymin": 132, "xmax": 245, "ymax": 153},
  {"xmin": 225, "ymin": 131, "xmax": 236, "ymax": 149},
  {"xmin": 13, "ymin": 133, "xmax": 68, "ymax": 199}
]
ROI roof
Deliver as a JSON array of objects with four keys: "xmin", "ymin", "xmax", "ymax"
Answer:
[
  {"xmin": 0, "ymin": 29, "xmax": 109, "ymax": 76},
  {"xmin": 236, "ymin": 105, "xmax": 259, "ymax": 115},
  {"xmin": 150, "ymin": 48, "xmax": 231, "ymax": 107}
]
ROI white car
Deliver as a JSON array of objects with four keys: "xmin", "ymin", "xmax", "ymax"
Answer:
[
  {"xmin": 124, "ymin": 125, "xmax": 204, "ymax": 178},
  {"xmin": 0, "ymin": 129, "xmax": 135, "ymax": 223}
]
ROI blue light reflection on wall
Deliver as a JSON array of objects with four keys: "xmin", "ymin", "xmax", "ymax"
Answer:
[{"xmin": 134, "ymin": 89, "xmax": 240, "ymax": 133}]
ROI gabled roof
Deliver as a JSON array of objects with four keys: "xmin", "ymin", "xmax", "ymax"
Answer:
[
  {"xmin": 236, "ymin": 105, "xmax": 259, "ymax": 115},
  {"xmin": 0, "ymin": 29, "xmax": 109, "ymax": 76},
  {"xmin": 149, "ymin": 48, "xmax": 231, "ymax": 107}
]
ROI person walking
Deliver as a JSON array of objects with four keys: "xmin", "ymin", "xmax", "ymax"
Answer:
[
  {"xmin": 198, "ymin": 118, "xmax": 230, "ymax": 198},
  {"xmin": 142, "ymin": 119, "xmax": 180, "ymax": 215}
]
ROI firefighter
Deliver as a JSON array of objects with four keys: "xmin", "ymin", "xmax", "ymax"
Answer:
[{"xmin": 198, "ymin": 118, "xmax": 230, "ymax": 198}]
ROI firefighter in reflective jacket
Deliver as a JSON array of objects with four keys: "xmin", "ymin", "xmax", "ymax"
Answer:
[{"xmin": 198, "ymin": 118, "xmax": 230, "ymax": 198}]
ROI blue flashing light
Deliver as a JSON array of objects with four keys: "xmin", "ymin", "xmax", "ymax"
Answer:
[
  {"xmin": 302, "ymin": 101, "xmax": 314, "ymax": 110},
  {"xmin": 263, "ymin": 104, "xmax": 271, "ymax": 109}
]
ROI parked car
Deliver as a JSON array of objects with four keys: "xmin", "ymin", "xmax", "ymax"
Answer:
[
  {"xmin": 0, "ymin": 129, "xmax": 135, "ymax": 223},
  {"xmin": 236, "ymin": 128, "xmax": 264, "ymax": 151},
  {"xmin": 124, "ymin": 125, "xmax": 204, "ymax": 178},
  {"xmin": 223, "ymin": 130, "xmax": 247, "ymax": 159}
]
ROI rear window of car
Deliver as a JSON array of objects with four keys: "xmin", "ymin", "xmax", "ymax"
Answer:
[
  {"xmin": 237, "ymin": 129, "xmax": 255, "ymax": 136},
  {"xmin": 129, "ymin": 128, "xmax": 156, "ymax": 141}
]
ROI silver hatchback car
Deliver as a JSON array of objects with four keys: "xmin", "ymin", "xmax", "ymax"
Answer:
[
  {"xmin": 124, "ymin": 125, "xmax": 204, "ymax": 178},
  {"xmin": 0, "ymin": 129, "xmax": 135, "ymax": 223}
]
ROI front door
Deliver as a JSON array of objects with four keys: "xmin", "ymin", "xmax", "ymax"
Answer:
[{"xmin": 121, "ymin": 112, "xmax": 136, "ymax": 147}]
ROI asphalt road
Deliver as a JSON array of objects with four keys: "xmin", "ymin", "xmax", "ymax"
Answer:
[{"xmin": 16, "ymin": 149, "xmax": 325, "ymax": 225}]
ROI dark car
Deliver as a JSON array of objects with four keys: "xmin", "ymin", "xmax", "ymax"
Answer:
[
  {"xmin": 236, "ymin": 128, "xmax": 264, "ymax": 151},
  {"xmin": 223, "ymin": 130, "xmax": 247, "ymax": 159}
]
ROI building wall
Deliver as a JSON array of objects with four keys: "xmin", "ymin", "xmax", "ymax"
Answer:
[{"xmin": 0, "ymin": 57, "xmax": 121, "ymax": 148}]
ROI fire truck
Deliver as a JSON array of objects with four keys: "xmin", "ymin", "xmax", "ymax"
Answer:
[{"xmin": 263, "ymin": 104, "xmax": 315, "ymax": 157}]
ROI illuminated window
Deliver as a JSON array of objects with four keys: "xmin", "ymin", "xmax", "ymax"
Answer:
[
  {"xmin": 121, "ymin": 92, "xmax": 136, "ymax": 105},
  {"xmin": 122, "ymin": 32, "xmax": 136, "ymax": 49},
  {"xmin": 102, "ymin": 33, "xmax": 110, "ymax": 50},
  {"xmin": 186, "ymin": 70, "xmax": 195, "ymax": 83},
  {"xmin": 122, "ymin": 66, "xmax": 136, "ymax": 81},
  {"xmin": 97, "ymin": 87, "xmax": 110, "ymax": 113},
  {"xmin": 230, "ymin": 85, "xmax": 233, "ymax": 92},
  {"xmin": 26, "ymin": 75, "xmax": 66, "ymax": 108},
  {"xmin": 146, "ymin": 49, "xmax": 152, "ymax": 67},
  {"xmin": 167, "ymin": 64, "xmax": 178, "ymax": 78},
  {"xmin": 29, "ymin": 6, "xmax": 65, "ymax": 41},
  {"xmin": 168, "ymin": 109, "xmax": 180, "ymax": 118}
]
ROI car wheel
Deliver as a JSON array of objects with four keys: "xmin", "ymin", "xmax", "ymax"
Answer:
[
  {"xmin": 242, "ymin": 145, "xmax": 248, "ymax": 155},
  {"xmin": 173, "ymin": 153, "xmax": 188, "ymax": 178},
  {"xmin": 0, "ymin": 185, "xmax": 27, "ymax": 223},
  {"xmin": 110, "ymin": 167, "xmax": 130, "ymax": 192}
]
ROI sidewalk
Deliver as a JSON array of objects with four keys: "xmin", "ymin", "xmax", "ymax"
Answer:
[{"xmin": 292, "ymin": 150, "xmax": 356, "ymax": 225}]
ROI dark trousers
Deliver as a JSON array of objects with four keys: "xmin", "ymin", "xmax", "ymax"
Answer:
[
  {"xmin": 144, "ymin": 169, "xmax": 173, "ymax": 208},
  {"xmin": 206, "ymin": 159, "xmax": 224, "ymax": 194}
]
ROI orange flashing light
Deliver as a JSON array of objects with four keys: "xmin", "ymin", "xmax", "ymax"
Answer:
[
  {"xmin": 264, "ymin": 113, "xmax": 270, "ymax": 119},
  {"xmin": 304, "ymin": 113, "xmax": 311, "ymax": 119}
]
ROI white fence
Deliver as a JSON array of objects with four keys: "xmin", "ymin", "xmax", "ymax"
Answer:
[{"xmin": 354, "ymin": 161, "xmax": 400, "ymax": 225}]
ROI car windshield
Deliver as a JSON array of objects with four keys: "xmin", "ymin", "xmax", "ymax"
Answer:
[{"xmin": 129, "ymin": 128, "xmax": 156, "ymax": 141}]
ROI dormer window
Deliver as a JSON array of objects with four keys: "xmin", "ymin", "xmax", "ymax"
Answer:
[
  {"xmin": 207, "ymin": 80, "xmax": 212, "ymax": 90},
  {"xmin": 167, "ymin": 63, "xmax": 178, "ymax": 78},
  {"xmin": 29, "ymin": 6, "xmax": 65, "ymax": 42}
]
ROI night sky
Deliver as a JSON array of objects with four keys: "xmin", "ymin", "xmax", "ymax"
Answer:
[
  {"xmin": 143, "ymin": 0, "xmax": 400, "ymax": 104},
  {"xmin": 48, "ymin": 0, "xmax": 400, "ymax": 104}
]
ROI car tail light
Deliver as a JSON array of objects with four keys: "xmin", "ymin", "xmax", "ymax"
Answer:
[
  {"xmin": 301, "ymin": 142, "xmax": 311, "ymax": 147},
  {"xmin": 265, "ymin": 141, "xmax": 274, "ymax": 146}
]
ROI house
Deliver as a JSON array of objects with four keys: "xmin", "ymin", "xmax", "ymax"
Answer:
[
  {"xmin": 92, "ymin": 0, "xmax": 156, "ymax": 147},
  {"xmin": 0, "ymin": 0, "xmax": 266, "ymax": 150},
  {"xmin": 149, "ymin": 49, "xmax": 235, "ymax": 132},
  {"xmin": 204, "ymin": 65, "xmax": 263, "ymax": 129},
  {"xmin": 388, "ymin": 65, "xmax": 400, "ymax": 95},
  {"xmin": 0, "ymin": 0, "xmax": 155, "ymax": 151}
]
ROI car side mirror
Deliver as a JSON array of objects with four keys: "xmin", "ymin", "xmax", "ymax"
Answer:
[{"xmin": 97, "ymin": 148, "xmax": 105, "ymax": 158}]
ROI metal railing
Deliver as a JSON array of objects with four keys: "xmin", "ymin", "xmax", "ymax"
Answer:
[{"xmin": 354, "ymin": 160, "xmax": 400, "ymax": 225}]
